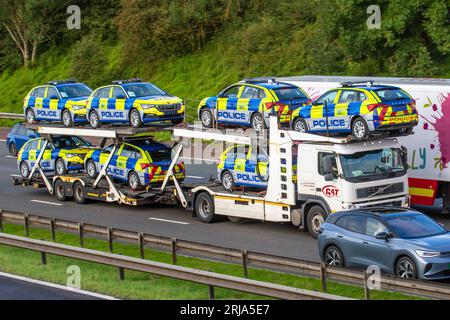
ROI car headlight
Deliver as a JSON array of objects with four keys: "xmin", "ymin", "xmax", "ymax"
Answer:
[
  {"xmin": 72, "ymin": 105, "xmax": 85, "ymax": 110},
  {"xmin": 141, "ymin": 104, "xmax": 156, "ymax": 109},
  {"xmin": 415, "ymin": 250, "xmax": 441, "ymax": 258},
  {"xmin": 66, "ymin": 153, "xmax": 84, "ymax": 159}
]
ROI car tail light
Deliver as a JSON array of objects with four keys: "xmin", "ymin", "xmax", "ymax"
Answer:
[
  {"xmin": 265, "ymin": 102, "xmax": 275, "ymax": 110},
  {"xmin": 141, "ymin": 163, "xmax": 153, "ymax": 170},
  {"xmin": 305, "ymin": 99, "xmax": 312, "ymax": 105},
  {"xmin": 367, "ymin": 103, "xmax": 389, "ymax": 112},
  {"xmin": 410, "ymin": 99, "xmax": 417, "ymax": 111}
]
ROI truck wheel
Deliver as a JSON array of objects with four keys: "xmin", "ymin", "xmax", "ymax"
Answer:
[
  {"xmin": 55, "ymin": 158, "xmax": 67, "ymax": 175},
  {"xmin": 86, "ymin": 159, "xmax": 98, "ymax": 178},
  {"xmin": 89, "ymin": 110, "xmax": 101, "ymax": 128},
  {"xmin": 54, "ymin": 179, "xmax": 67, "ymax": 202},
  {"xmin": 200, "ymin": 108, "xmax": 213, "ymax": 128},
  {"xmin": 221, "ymin": 171, "xmax": 235, "ymax": 190},
  {"xmin": 26, "ymin": 108, "xmax": 36, "ymax": 125},
  {"xmin": 293, "ymin": 118, "xmax": 308, "ymax": 132},
  {"xmin": 9, "ymin": 143, "xmax": 18, "ymax": 157},
  {"xmin": 306, "ymin": 205, "xmax": 327, "ymax": 239},
  {"xmin": 129, "ymin": 109, "xmax": 143, "ymax": 128},
  {"xmin": 20, "ymin": 161, "xmax": 30, "ymax": 178},
  {"xmin": 62, "ymin": 109, "xmax": 73, "ymax": 127},
  {"xmin": 251, "ymin": 112, "xmax": 265, "ymax": 131},
  {"xmin": 351, "ymin": 117, "xmax": 369, "ymax": 140},
  {"xmin": 195, "ymin": 192, "xmax": 217, "ymax": 223},
  {"xmin": 73, "ymin": 182, "xmax": 87, "ymax": 204}
]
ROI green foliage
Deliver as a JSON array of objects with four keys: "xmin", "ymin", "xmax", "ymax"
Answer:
[{"xmin": 70, "ymin": 35, "xmax": 108, "ymax": 87}]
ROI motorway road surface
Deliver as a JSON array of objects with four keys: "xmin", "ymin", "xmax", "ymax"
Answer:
[
  {"xmin": 0, "ymin": 140, "xmax": 449, "ymax": 265},
  {"xmin": 0, "ymin": 274, "xmax": 105, "ymax": 300}
]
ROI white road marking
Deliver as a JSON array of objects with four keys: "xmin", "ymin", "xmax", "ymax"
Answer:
[
  {"xmin": 0, "ymin": 271, "xmax": 118, "ymax": 300},
  {"xmin": 148, "ymin": 217, "xmax": 190, "ymax": 225},
  {"xmin": 31, "ymin": 200, "xmax": 63, "ymax": 206},
  {"xmin": 4, "ymin": 155, "xmax": 15, "ymax": 159},
  {"xmin": 0, "ymin": 139, "xmax": 6, "ymax": 142},
  {"xmin": 186, "ymin": 175, "xmax": 204, "ymax": 179}
]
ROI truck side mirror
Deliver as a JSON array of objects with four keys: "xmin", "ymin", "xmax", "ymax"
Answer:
[
  {"xmin": 324, "ymin": 173, "xmax": 334, "ymax": 181},
  {"xmin": 401, "ymin": 146, "xmax": 408, "ymax": 165}
]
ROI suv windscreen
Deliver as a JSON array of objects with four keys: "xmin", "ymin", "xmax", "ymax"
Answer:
[
  {"xmin": 273, "ymin": 87, "xmax": 308, "ymax": 100},
  {"xmin": 57, "ymin": 84, "xmax": 92, "ymax": 98}
]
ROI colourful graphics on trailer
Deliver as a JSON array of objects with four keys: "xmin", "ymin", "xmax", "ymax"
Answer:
[
  {"xmin": 86, "ymin": 79, "xmax": 185, "ymax": 128},
  {"xmin": 17, "ymin": 136, "xmax": 94, "ymax": 177},
  {"xmin": 198, "ymin": 79, "xmax": 311, "ymax": 130},
  {"xmin": 23, "ymin": 80, "xmax": 93, "ymax": 127},
  {"xmin": 84, "ymin": 138, "xmax": 185, "ymax": 189},
  {"xmin": 290, "ymin": 83, "xmax": 419, "ymax": 139}
]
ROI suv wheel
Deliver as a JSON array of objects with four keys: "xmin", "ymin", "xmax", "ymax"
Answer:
[
  {"xmin": 351, "ymin": 117, "xmax": 369, "ymax": 140},
  {"xmin": 20, "ymin": 161, "xmax": 30, "ymax": 178},
  {"xmin": 221, "ymin": 171, "xmax": 235, "ymax": 190},
  {"xmin": 55, "ymin": 158, "xmax": 67, "ymax": 175},
  {"xmin": 129, "ymin": 109, "xmax": 143, "ymax": 128},
  {"xmin": 89, "ymin": 110, "xmax": 100, "ymax": 128},
  {"xmin": 324, "ymin": 246, "xmax": 345, "ymax": 267},
  {"xmin": 251, "ymin": 112, "xmax": 264, "ymax": 131},
  {"xmin": 293, "ymin": 118, "xmax": 307, "ymax": 132},
  {"xmin": 200, "ymin": 108, "xmax": 213, "ymax": 128},
  {"xmin": 26, "ymin": 109, "xmax": 36, "ymax": 125},
  {"xmin": 62, "ymin": 109, "xmax": 73, "ymax": 127},
  {"xmin": 396, "ymin": 256, "xmax": 417, "ymax": 279}
]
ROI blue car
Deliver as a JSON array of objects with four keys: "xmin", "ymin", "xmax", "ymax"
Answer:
[
  {"xmin": 6, "ymin": 124, "xmax": 39, "ymax": 156},
  {"xmin": 318, "ymin": 208, "xmax": 450, "ymax": 280}
]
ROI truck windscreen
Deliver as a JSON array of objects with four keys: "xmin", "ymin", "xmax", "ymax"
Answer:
[{"xmin": 339, "ymin": 148, "xmax": 406, "ymax": 183}]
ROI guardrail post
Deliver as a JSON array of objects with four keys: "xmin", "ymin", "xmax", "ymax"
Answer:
[
  {"xmin": 50, "ymin": 218, "xmax": 56, "ymax": 241},
  {"xmin": 208, "ymin": 285, "xmax": 215, "ymax": 300},
  {"xmin": 24, "ymin": 214, "xmax": 30, "ymax": 237},
  {"xmin": 0, "ymin": 209, "xmax": 3, "ymax": 232},
  {"xmin": 363, "ymin": 270, "xmax": 371, "ymax": 300},
  {"xmin": 78, "ymin": 223, "xmax": 84, "ymax": 247},
  {"xmin": 118, "ymin": 267, "xmax": 125, "ymax": 281},
  {"xmin": 108, "ymin": 227, "xmax": 114, "ymax": 252},
  {"xmin": 138, "ymin": 232, "xmax": 144, "ymax": 259},
  {"xmin": 320, "ymin": 263, "xmax": 327, "ymax": 292},
  {"xmin": 40, "ymin": 252, "xmax": 47, "ymax": 265},
  {"xmin": 241, "ymin": 250, "xmax": 248, "ymax": 278},
  {"xmin": 171, "ymin": 238, "xmax": 177, "ymax": 265}
]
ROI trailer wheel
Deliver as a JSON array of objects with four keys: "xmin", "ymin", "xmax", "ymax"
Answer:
[
  {"xmin": 73, "ymin": 182, "xmax": 87, "ymax": 204},
  {"xmin": 195, "ymin": 192, "xmax": 217, "ymax": 223},
  {"xmin": 306, "ymin": 205, "xmax": 327, "ymax": 239},
  {"xmin": 54, "ymin": 179, "xmax": 67, "ymax": 202}
]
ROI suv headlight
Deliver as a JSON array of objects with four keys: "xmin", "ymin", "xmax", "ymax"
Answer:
[
  {"xmin": 72, "ymin": 105, "xmax": 85, "ymax": 110},
  {"xmin": 141, "ymin": 104, "xmax": 156, "ymax": 109},
  {"xmin": 66, "ymin": 153, "xmax": 84, "ymax": 159},
  {"xmin": 415, "ymin": 250, "xmax": 441, "ymax": 258}
]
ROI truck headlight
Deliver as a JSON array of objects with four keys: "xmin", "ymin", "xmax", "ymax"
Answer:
[
  {"xmin": 415, "ymin": 250, "xmax": 441, "ymax": 258},
  {"xmin": 141, "ymin": 104, "xmax": 156, "ymax": 109}
]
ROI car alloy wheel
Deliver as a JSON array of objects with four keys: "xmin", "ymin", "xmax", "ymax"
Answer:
[
  {"xmin": 130, "ymin": 110, "xmax": 142, "ymax": 128},
  {"xmin": 221, "ymin": 171, "xmax": 234, "ymax": 190},
  {"xmin": 56, "ymin": 158, "xmax": 67, "ymax": 175},
  {"xmin": 20, "ymin": 161, "xmax": 30, "ymax": 178},
  {"xmin": 352, "ymin": 118, "xmax": 368, "ymax": 140},
  {"xmin": 325, "ymin": 247, "xmax": 343, "ymax": 267},
  {"xmin": 86, "ymin": 160, "xmax": 97, "ymax": 178},
  {"xmin": 251, "ymin": 113, "xmax": 264, "ymax": 131},
  {"xmin": 62, "ymin": 110, "xmax": 73, "ymax": 127},
  {"xmin": 128, "ymin": 172, "xmax": 141, "ymax": 190},
  {"xmin": 26, "ymin": 109, "xmax": 35, "ymax": 124},
  {"xmin": 396, "ymin": 257, "xmax": 417, "ymax": 279},
  {"xmin": 9, "ymin": 143, "xmax": 18, "ymax": 157},
  {"xmin": 89, "ymin": 111, "xmax": 100, "ymax": 128},
  {"xmin": 294, "ymin": 118, "xmax": 307, "ymax": 132},
  {"xmin": 201, "ymin": 109, "xmax": 213, "ymax": 127}
]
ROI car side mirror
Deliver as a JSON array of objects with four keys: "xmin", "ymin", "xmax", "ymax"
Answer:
[{"xmin": 375, "ymin": 232, "xmax": 392, "ymax": 241}]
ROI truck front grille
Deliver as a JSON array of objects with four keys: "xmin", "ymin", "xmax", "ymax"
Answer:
[{"xmin": 357, "ymin": 183, "xmax": 404, "ymax": 199}]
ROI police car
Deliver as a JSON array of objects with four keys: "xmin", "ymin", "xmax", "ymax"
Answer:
[
  {"xmin": 217, "ymin": 145, "xmax": 298, "ymax": 190},
  {"xmin": 23, "ymin": 80, "xmax": 93, "ymax": 127},
  {"xmin": 84, "ymin": 137, "xmax": 185, "ymax": 190},
  {"xmin": 198, "ymin": 78, "xmax": 310, "ymax": 130},
  {"xmin": 17, "ymin": 136, "xmax": 95, "ymax": 178},
  {"xmin": 86, "ymin": 79, "xmax": 185, "ymax": 128},
  {"xmin": 290, "ymin": 81, "xmax": 419, "ymax": 139}
]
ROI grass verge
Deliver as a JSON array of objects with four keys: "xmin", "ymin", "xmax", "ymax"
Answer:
[{"xmin": 0, "ymin": 223, "xmax": 422, "ymax": 300}]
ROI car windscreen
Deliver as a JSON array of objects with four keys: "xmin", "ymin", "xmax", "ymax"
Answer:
[
  {"xmin": 383, "ymin": 213, "xmax": 447, "ymax": 239},
  {"xmin": 122, "ymin": 83, "xmax": 167, "ymax": 98},
  {"xmin": 273, "ymin": 87, "xmax": 308, "ymax": 100},
  {"xmin": 57, "ymin": 84, "xmax": 92, "ymax": 98},
  {"xmin": 52, "ymin": 136, "xmax": 90, "ymax": 148},
  {"xmin": 373, "ymin": 88, "xmax": 410, "ymax": 102}
]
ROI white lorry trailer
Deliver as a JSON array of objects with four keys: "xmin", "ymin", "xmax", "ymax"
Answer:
[
  {"xmin": 13, "ymin": 117, "xmax": 409, "ymax": 237},
  {"xmin": 279, "ymin": 76, "xmax": 450, "ymax": 213}
]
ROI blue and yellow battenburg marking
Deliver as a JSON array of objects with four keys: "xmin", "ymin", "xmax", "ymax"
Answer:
[{"xmin": 291, "ymin": 87, "xmax": 418, "ymax": 133}]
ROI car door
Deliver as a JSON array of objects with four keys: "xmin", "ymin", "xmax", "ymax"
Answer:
[
  {"xmin": 117, "ymin": 144, "xmax": 137, "ymax": 181},
  {"xmin": 39, "ymin": 139, "xmax": 54, "ymax": 171},
  {"xmin": 216, "ymin": 85, "xmax": 242, "ymax": 123},
  {"xmin": 335, "ymin": 215, "xmax": 370, "ymax": 268},
  {"xmin": 97, "ymin": 87, "xmax": 112, "ymax": 121},
  {"xmin": 46, "ymin": 86, "xmax": 61, "ymax": 120},
  {"xmin": 232, "ymin": 145, "xmax": 248, "ymax": 185},
  {"xmin": 245, "ymin": 147, "xmax": 269, "ymax": 187},
  {"xmin": 99, "ymin": 144, "xmax": 120, "ymax": 177},
  {"xmin": 333, "ymin": 89, "xmax": 356, "ymax": 131},
  {"xmin": 33, "ymin": 87, "xmax": 47, "ymax": 119},
  {"xmin": 15, "ymin": 126, "xmax": 29, "ymax": 150},
  {"xmin": 308, "ymin": 90, "xmax": 338, "ymax": 132},
  {"xmin": 238, "ymin": 86, "xmax": 261, "ymax": 125},
  {"xmin": 358, "ymin": 217, "xmax": 395, "ymax": 273},
  {"xmin": 112, "ymin": 86, "xmax": 127, "ymax": 121}
]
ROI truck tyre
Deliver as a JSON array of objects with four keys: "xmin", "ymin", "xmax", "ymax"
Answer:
[
  {"xmin": 54, "ymin": 179, "xmax": 67, "ymax": 202},
  {"xmin": 200, "ymin": 108, "xmax": 213, "ymax": 128},
  {"xmin": 221, "ymin": 170, "xmax": 235, "ymax": 190},
  {"xmin": 324, "ymin": 245, "xmax": 345, "ymax": 267},
  {"xmin": 73, "ymin": 182, "xmax": 87, "ymax": 204},
  {"xmin": 89, "ymin": 110, "xmax": 101, "ymax": 128},
  {"xmin": 55, "ymin": 158, "xmax": 67, "ymax": 176},
  {"xmin": 250, "ymin": 112, "xmax": 265, "ymax": 131},
  {"xmin": 306, "ymin": 205, "xmax": 327, "ymax": 239},
  {"xmin": 62, "ymin": 109, "xmax": 73, "ymax": 127},
  {"xmin": 129, "ymin": 109, "xmax": 143, "ymax": 128},
  {"xmin": 195, "ymin": 192, "xmax": 217, "ymax": 223},
  {"xmin": 351, "ymin": 117, "xmax": 369, "ymax": 140},
  {"xmin": 293, "ymin": 118, "xmax": 308, "ymax": 132}
]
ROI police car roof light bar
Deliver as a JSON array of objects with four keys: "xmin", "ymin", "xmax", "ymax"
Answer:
[
  {"xmin": 242, "ymin": 77, "xmax": 278, "ymax": 84},
  {"xmin": 340, "ymin": 80, "xmax": 375, "ymax": 87},
  {"xmin": 112, "ymin": 78, "xmax": 143, "ymax": 85},
  {"xmin": 47, "ymin": 79, "xmax": 77, "ymax": 85}
]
